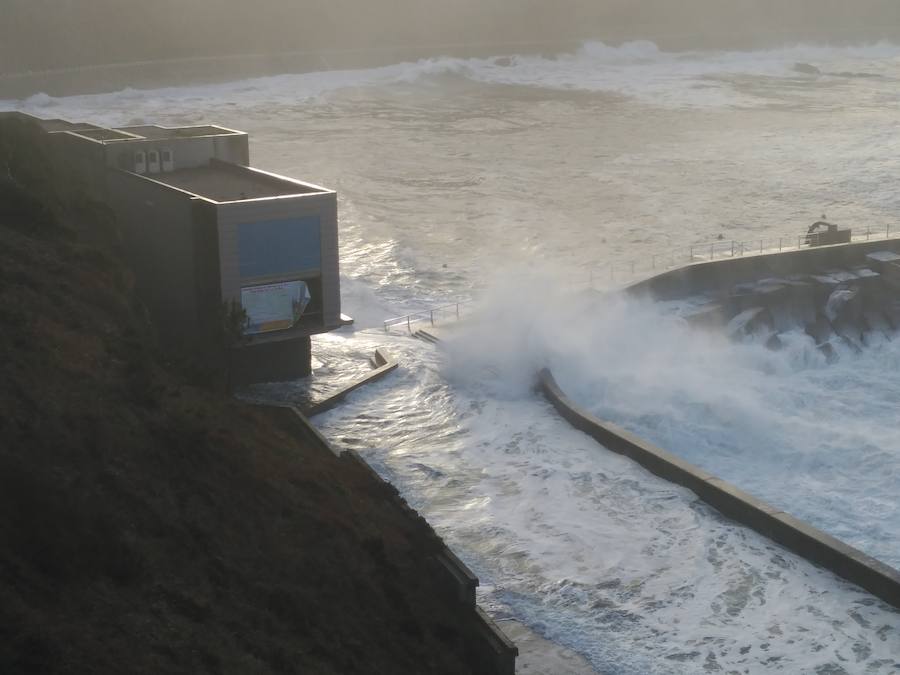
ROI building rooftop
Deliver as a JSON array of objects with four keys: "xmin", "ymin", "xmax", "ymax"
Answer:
[
  {"xmin": 37, "ymin": 118, "xmax": 102, "ymax": 133},
  {"xmin": 114, "ymin": 124, "xmax": 244, "ymax": 141},
  {"xmin": 2, "ymin": 113, "xmax": 243, "ymax": 144},
  {"xmin": 149, "ymin": 161, "xmax": 330, "ymax": 203},
  {"xmin": 69, "ymin": 127, "xmax": 143, "ymax": 141},
  {"xmin": 0, "ymin": 112, "xmax": 99, "ymax": 134}
]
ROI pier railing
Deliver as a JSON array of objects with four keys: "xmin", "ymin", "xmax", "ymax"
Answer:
[
  {"xmin": 383, "ymin": 302, "xmax": 466, "ymax": 333},
  {"xmin": 384, "ymin": 224, "xmax": 900, "ymax": 332},
  {"xmin": 583, "ymin": 224, "xmax": 898, "ymax": 288}
]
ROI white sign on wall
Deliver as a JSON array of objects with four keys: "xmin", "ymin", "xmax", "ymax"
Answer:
[{"xmin": 241, "ymin": 280, "xmax": 311, "ymax": 335}]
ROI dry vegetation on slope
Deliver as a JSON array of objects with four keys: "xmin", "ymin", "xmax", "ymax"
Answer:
[{"xmin": 0, "ymin": 118, "xmax": 479, "ymax": 675}]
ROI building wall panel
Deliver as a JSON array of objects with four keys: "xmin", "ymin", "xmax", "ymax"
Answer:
[
  {"xmin": 217, "ymin": 191, "xmax": 340, "ymax": 336},
  {"xmin": 106, "ymin": 169, "xmax": 200, "ymax": 346}
]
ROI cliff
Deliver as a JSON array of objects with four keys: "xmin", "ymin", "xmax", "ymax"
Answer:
[{"xmin": 0, "ymin": 117, "xmax": 482, "ymax": 674}]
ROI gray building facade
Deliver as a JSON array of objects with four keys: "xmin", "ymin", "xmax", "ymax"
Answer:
[{"xmin": 9, "ymin": 112, "xmax": 345, "ymax": 382}]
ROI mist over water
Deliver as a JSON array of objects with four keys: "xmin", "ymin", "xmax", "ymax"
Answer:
[
  {"xmin": 314, "ymin": 277, "xmax": 900, "ymax": 674},
  {"xmin": 446, "ymin": 271, "xmax": 900, "ymax": 567},
  {"xmin": 5, "ymin": 0, "xmax": 900, "ymax": 76},
  {"xmin": 8, "ymin": 38, "xmax": 900, "ymax": 672}
]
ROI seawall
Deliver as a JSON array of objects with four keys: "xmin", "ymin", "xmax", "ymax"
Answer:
[
  {"xmin": 626, "ymin": 238, "xmax": 900, "ymax": 301},
  {"xmin": 538, "ymin": 368, "xmax": 900, "ymax": 611}
]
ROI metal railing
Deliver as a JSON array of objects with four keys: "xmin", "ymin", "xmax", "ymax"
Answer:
[
  {"xmin": 582, "ymin": 224, "xmax": 898, "ymax": 289},
  {"xmin": 384, "ymin": 224, "xmax": 900, "ymax": 332},
  {"xmin": 383, "ymin": 301, "xmax": 466, "ymax": 333}
]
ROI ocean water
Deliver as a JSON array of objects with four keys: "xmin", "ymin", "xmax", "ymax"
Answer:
[{"xmin": 6, "ymin": 41, "xmax": 900, "ymax": 673}]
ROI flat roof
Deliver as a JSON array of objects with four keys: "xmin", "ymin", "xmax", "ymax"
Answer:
[
  {"xmin": 69, "ymin": 127, "xmax": 142, "ymax": 141},
  {"xmin": 150, "ymin": 162, "xmax": 329, "ymax": 202},
  {"xmin": 0, "ymin": 112, "xmax": 100, "ymax": 134},
  {"xmin": 114, "ymin": 124, "xmax": 244, "ymax": 141},
  {"xmin": 2, "ymin": 113, "xmax": 244, "ymax": 144},
  {"xmin": 38, "ymin": 119, "xmax": 102, "ymax": 133}
]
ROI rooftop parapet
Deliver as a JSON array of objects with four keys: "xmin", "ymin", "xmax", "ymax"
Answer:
[
  {"xmin": 133, "ymin": 159, "xmax": 331, "ymax": 204},
  {"xmin": 113, "ymin": 124, "xmax": 245, "ymax": 142}
]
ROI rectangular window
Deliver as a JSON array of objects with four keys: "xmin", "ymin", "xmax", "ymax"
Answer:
[
  {"xmin": 237, "ymin": 216, "xmax": 321, "ymax": 279},
  {"xmin": 241, "ymin": 280, "xmax": 311, "ymax": 334}
]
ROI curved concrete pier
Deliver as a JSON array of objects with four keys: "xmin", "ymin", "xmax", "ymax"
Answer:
[{"xmin": 538, "ymin": 368, "xmax": 900, "ymax": 611}]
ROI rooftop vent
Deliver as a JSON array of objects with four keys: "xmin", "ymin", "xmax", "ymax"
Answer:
[{"xmin": 161, "ymin": 147, "xmax": 174, "ymax": 172}]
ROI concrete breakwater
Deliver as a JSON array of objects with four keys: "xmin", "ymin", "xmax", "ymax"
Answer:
[
  {"xmin": 304, "ymin": 348, "xmax": 399, "ymax": 417},
  {"xmin": 538, "ymin": 368, "xmax": 900, "ymax": 611},
  {"xmin": 626, "ymin": 240, "xmax": 900, "ymax": 357}
]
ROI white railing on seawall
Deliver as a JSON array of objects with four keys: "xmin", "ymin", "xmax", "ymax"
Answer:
[
  {"xmin": 383, "ymin": 225, "xmax": 900, "ymax": 333},
  {"xmin": 383, "ymin": 302, "xmax": 466, "ymax": 333},
  {"xmin": 582, "ymin": 224, "xmax": 899, "ymax": 288}
]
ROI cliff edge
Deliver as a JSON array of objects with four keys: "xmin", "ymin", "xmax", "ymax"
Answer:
[{"xmin": 0, "ymin": 117, "xmax": 481, "ymax": 674}]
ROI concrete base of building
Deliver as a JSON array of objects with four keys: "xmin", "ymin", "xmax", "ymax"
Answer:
[{"xmin": 231, "ymin": 335, "xmax": 312, "ymax": 385}]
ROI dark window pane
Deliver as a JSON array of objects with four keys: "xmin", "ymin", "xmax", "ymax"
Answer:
[{"xmin": 238, "ymin": 216, "xmax": 321, "ymax": 279}]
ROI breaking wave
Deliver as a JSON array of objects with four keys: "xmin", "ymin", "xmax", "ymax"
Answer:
[{"xmin": 5, "ymin": 39, "xmax": 900, "ymax": 120}]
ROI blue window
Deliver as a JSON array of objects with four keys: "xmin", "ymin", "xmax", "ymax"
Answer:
[{"xmin": 238, "ymin": 216, "xmax": 321, "ymax": 279}]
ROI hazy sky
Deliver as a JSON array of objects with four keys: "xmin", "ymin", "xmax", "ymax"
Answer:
[{"xmin": 3, "ymin": 0, "xmax": 900, "ymax": 74}]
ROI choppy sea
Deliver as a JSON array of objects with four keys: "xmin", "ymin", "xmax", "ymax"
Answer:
[{"xmin": 6, "ymin": 41, "xmax": 900, "ymax": 673}]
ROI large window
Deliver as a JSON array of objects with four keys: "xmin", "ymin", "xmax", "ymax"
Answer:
[
  {"xmin": 241, "ymin": 280, "xmax": 311, "ymax": 334},
  {"xmin": 238, "ymin": 216, "xmax": 321, "ymax": 279}
]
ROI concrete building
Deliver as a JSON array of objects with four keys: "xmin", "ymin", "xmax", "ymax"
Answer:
[{"xmin": 6, "ymin": 112, "xmax": 346, "ymax": 382}]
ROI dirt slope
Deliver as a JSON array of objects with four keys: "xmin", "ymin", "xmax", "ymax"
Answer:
[{"xmin": 0, "ymin": 117, "xmax": 477, "ymax": 675}]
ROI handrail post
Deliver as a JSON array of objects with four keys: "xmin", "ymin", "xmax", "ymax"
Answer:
[
  {"xmin": 867, "ymin": 227, "xmax": 871, "ymax": 240},
  {"xmin": 760, "ymin": 239, "xmax": 763, "ymax": 254},
  {"xmin": 430, "ymin": 310, "xmax": 434, "ymax": 326},
  {"xmin": 407, "ymin": 315, "xmax": 411, "ymax": 332},
  {"xmin": 690, "ymin": 245, "xmax": 693, "ymax": 260},
  {"xmin": 779, "ymin": 237, "xmax": 782, "ymax": 252},
  {"xmin": 652, "ymin": 254, "xmax": 657, "ymax": 269},
  {"xmin": 456, "ymin": 303, "xmax": 460, "ymax": 319},
  {"xmin": 731, "ymin": 240, "xmax": 735, "ymax": 257},
  {"xmin": 710, "ymin": 243, "xmax": 714, "ymax": 261}
]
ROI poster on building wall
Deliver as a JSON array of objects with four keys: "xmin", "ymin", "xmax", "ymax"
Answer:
[{"xmin": 241, "ymin": 280, "xmax": 311, "ymax": 335}]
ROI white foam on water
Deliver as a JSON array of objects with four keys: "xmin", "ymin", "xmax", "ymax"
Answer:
[
  {"xmin": 5, "ymin": 40, "xmax": 900, "ymax": 118},
  {"xmin": 8, "ymin": 42, "xmax": 900, "ymax": 671},
  {"xmin": 446, "ymin": 267, "xmax": 900, "ymax": 567},
  {"xmin": 313, "ymin": 278, "xmax": 900, "ymax": 673}
]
